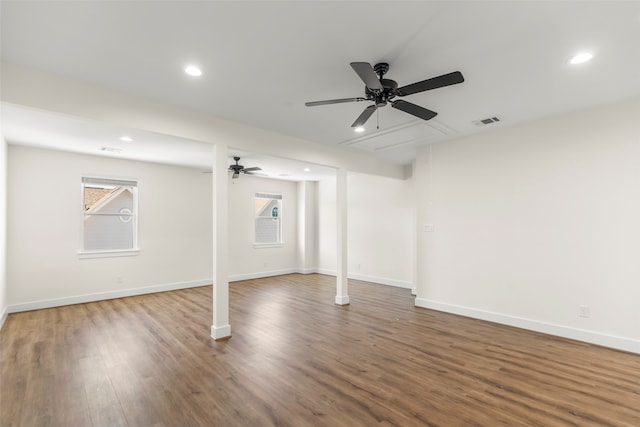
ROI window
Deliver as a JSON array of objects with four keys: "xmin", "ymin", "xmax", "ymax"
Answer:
[
  {"xmin": 254, "ymin": 192, "xmax": 282, "ymax": 245},
  {"xmin": 81, "ymin": 177, "xmax": 138, "ymax": 256}
]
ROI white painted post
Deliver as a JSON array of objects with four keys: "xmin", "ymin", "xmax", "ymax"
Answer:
[
  {"xmin": 414, "ymin": 145, "xmax": 430, "ymax": 302},
  {"xmin": 297, "ymin": 181, "xmax": 317, "ymax": 274},
  {"xmin": 335, "ymin": 167, "xmax": 349, "ymax": 305},
  {"xmin": 211, "ymin": 143, "xmax": 231, "ymax": 339}
]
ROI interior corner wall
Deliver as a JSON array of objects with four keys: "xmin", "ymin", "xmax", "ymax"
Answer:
[
  {"xmin": 0, "ymin": 135, "xmax": 7, "ymax": 327},
  {"xmin": 317, "ymin": 173, "xmax": 414, "ymax": 289},
  {"xmin": 227, "ymin": 175, "xmax": 299, "ymax": 281},
  {"xmin": 415, "ymin": 97, "xmax": 640, "ymax": 353},
  {"xmin": 7, "ymin": 145, "xmax": 213, "ymax": 310}
]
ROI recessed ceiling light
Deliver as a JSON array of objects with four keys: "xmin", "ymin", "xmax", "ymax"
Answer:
[
  {"xmin": 570, "ymin": 52, "xmax": 593, "ymax": 65},
  {"xmin": 354, "ymin": 126, "xmax": 365, "ymax": 133},
  {"xmin": 304, "ymin": 168, "xmax": 310, "ymax": 172},
  {"xmin": 184, "ymin": 65, "xmax": 203, "ymax": 77},
  {"xmin": 119, "ymin": 136, "xmax": 133, "ymax": 142}
]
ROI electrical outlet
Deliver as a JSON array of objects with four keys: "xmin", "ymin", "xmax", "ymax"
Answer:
[
  {"xmin": 423, "ymin": 224, "xmax": 435, "ymax": 232},
  {"xmin": 116, "ymin": 276, "xmax": 124, "ymax": 284},
  {"xmin": 578, "ymin": 305, "xmax": 590, "ymax": 318}
]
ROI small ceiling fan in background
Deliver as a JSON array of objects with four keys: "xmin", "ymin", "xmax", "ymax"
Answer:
[
  {"xmin": 305, "ymin": 62, "xmax": 464, "ymax": 128},
  {"xmin": 228, "ymin": 156, "xmax": 262, "ymax": 179}
]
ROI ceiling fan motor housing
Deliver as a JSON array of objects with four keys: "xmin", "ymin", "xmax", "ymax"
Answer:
[
  {"xmin": 229, "ymin": 156, "xmax": 245, "ymax": 172},
  {"xmin": 365, "ymin": 78, "xmax": 398, "ymax": 107}
]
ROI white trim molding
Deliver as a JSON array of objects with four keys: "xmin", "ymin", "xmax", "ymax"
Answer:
[
  {"xmin": 7, "ymin": 279, "xmax": 212, "ymax": 313},
  {"xmin": 252, "ymin": 243, "xmax": 284, "ymax": 249},
  {"xmin": 317, "ymin": 269, "xmax": 413, "ymax": 290},
  {"xmin": 211, "ymin": 324, "xmax": 231, "ymax": 340},
  {"xmin": 415, "ymin": 298, "xmax": 640, "ymax": 355},
  {"xmin": 229, "ymin": 268, "xmax": 316, "ymax": 282},
  {"xmin": 348, "ymin": 273, "xmax": 412, "ymax": 290},
  {"xmin": 78, "ymin": 249, "xmax": 140, "ymax": 259}
]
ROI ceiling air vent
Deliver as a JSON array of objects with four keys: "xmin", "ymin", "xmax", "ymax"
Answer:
[
  {"xmin": 474, "ymin": 116, "xmax": 501, "ymax": 126},
  {"xmin": 100, "ymin": 146, "xmax": 122, "ymax": 153}
]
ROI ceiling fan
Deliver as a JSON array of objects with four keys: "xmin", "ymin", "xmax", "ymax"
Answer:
[
  {"xmin": 305, "ymin": 62, "xmax": 464, "ymax": 128},
  {"xmin": 228, "ymin": 156, "xmax": 262, "ymax": 179}
]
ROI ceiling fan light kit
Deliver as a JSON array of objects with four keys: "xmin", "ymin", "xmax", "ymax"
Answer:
[{"xmin": 305, "ymin": 62, "xmax": 464, "ymax": 128}]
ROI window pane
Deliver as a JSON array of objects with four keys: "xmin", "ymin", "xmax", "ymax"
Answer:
[
  {"xmin": 254, "ymin": 192, "xmax": 282, "ymax": 244},
  {"xmin": 83, "ymin": 185, "xmax": 134, "ymax": 214},
  {"xmin": 256, "ymin": 199, "xmax": 280, "ymax": 218},
  {"xmin": 84, "ymin": 213, "xmax": 134, "ymax": 250},
  {"xmin": 255, "ymin": 217, "xmax": 280, "ymax": 244},
  {"xmin": 82, "ymin": 177, "xmax": 137, "ymax": 252}
]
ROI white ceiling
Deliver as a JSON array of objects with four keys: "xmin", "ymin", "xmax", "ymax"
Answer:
[{"xmin": 2, "ymin": 1, "xmax": 640, "ymax": 177}]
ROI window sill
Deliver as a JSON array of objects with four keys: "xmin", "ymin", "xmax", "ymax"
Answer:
[
  {"xmin": 253, "ymin": 243, "xmax": 284, "ymax": 249},
  {"xmin": 78, "ymin": 249, "xmax": 140, "ymax": 259}
]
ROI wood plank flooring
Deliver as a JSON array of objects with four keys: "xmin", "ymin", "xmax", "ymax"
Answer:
[{"xmin": 1, "ymin": 273, "xmax": 639, "ymax": 426}]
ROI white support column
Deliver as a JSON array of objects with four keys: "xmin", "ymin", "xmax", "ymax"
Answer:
[
  {"xmin": 211, "ymin": 143, "xmax": 231, "ymax": 340},
  {"xmin": 414, "ymin": 145, "xmax": 431, "ymax": 303},
  {"xmin": 335, "ymin": 168, "xmax": 349, "ymax": 305},
  {"xmin": 297, "ymin": 181, "xmax": 318, "ymax": 274}
]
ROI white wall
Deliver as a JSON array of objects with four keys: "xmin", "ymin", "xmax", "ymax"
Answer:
[
  {"xmin": 0, "ymin": 135, "xmax": 7, "ymax": 327},
  {"xmin": 415, "ymin": 97, "xmax": 640, "ymax": 353},
  {"xmin": 227, "ymin": 174, "xmax": 299, "ymax": 280},
  {"xmin": 7, "ymin": 146, "xmax": 213, "ymax": 310},
  {"xmin": 318, "ymin": 173, "xmax": 414, "ymax": 288}
]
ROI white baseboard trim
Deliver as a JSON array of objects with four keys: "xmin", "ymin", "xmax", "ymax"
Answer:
[
  {"xmin": 7, "ymin": 269, "xmax": 321, "ymax": 313},
  {"xmin": 349, "ymin": 273, "xmax": 413, "ymax": 289},
  {"xmin": 211, "ymin": 324, "xmax": 231, "ymax": 340},
  {"xmin": 229, "ymin": 268, "xmax": 299, "ymax": 282},
  {"xmin": 316, "ymin": 268, "xmax": 334, "ymax": 276},
  {"xmin": 0, "ymin": 306, "xmax": 8, "ymax": 330},
  {"xmin": 316, "ymin": 269, "xmax": 412, "ymax": 290},
  {"xmin": 229, "ymin": 268, "xmax": 319, "ymax": 282},
  {"xmin": 7, "ymin": 279, "xmax": 212, "ymax": 313},
  {"xmin": 415, "ymin": 298, "xmax": 640, "ymax": 355}
]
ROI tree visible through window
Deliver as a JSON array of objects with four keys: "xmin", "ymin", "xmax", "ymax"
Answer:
[
  {"xmin": 82, "ymin": 177, "xmax": 138, "ymax": 252},
  {"xmin": 255, "ymin": 192, "xmax": 282, "ymax": 244}
]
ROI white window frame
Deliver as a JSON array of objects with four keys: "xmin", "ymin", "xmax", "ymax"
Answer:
[
  {"xmin": 254, "ymin": 192, "xmax": 283, "ymax": 248},
  {"xmin": 79, "ymin": 176, "xmax": 139, "ymax": 259}
]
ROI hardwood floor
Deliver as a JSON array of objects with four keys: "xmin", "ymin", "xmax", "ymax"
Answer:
[{"xmin": 1, "ymin": 274, "xmax": 639, "ymax": 426}]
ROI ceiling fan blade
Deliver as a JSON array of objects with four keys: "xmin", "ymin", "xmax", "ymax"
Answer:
[
  {"xmin": 351, "ymin": 105, "xmax": 377, "ymax": 127},
  {"xmin": 397, "ymin": 71, "xmax": 464, "ymax": 96},
  {"xmin": 391, "ymin": 100, "xmax": 437, "ymax": 121},
  {"xmin": 350, "ymin": 62, "xmax": 382, "ymax": 91},
  {"xmin": 242, "ymin": 166, "xmax": 262, "ymax": 172},
  {"xmin": 305, "ymin": 97, "xmax": 366, "ymax": 107}
]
